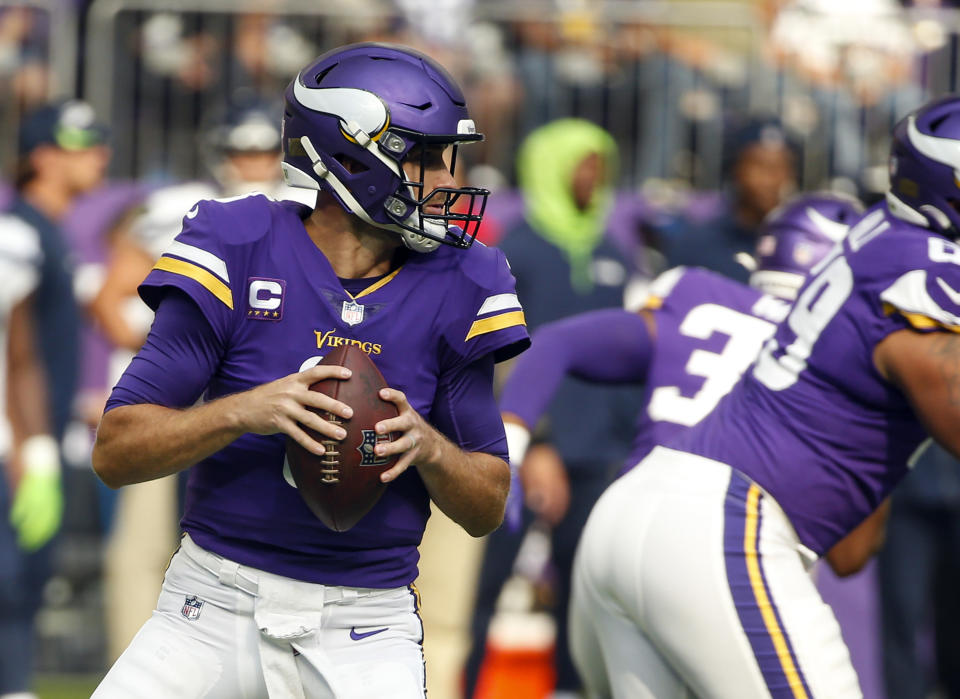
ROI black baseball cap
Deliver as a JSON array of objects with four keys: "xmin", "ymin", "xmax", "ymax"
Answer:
[{"xmin": 18, "ymin": 98, "xmax": 109, "ymax": 156}]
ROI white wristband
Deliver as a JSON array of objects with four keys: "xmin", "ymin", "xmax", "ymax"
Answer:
[
  {"xmin": 21, "ymin": 434, "xmax": 60, "ymax": 476},
  {"xmin": 503, "ymin": 422, "xmax": 531, "ymax": 469}
]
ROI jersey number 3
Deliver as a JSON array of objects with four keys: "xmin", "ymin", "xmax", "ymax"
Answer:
[{"xmin": 648, "ymin": 304, "xmax": 779, "ymax": 426}]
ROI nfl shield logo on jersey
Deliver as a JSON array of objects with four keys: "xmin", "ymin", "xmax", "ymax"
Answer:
[
  {"xmin": 181, "ymin": 595, "xmax": 204, "ymax": 621},
  {"xmin": 341, "ymin": 300, "xmax": 365, "ymax": 326}
]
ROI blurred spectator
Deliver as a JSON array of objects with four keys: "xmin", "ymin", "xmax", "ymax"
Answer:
[
  {"xmin": 0, "ymin": 97, "xmax": 109, "ymax": 699},
  {"xmin": 766, "ymin": 0, "xmax": 925, "ymax": 182},
  {"xmin": 466, "ymin": 118, "xmax": 642, "ymax": 698},
  {"xmin": 127, "ymin": 11, "xmax": 318, "ymax": 180},
  {"xmin": 660, "ymin": 115, "xmax": 798, "ymax": 282},
  {"xmin": 0, "ymin": 7, "xmax": 52, "ymax": 168}
]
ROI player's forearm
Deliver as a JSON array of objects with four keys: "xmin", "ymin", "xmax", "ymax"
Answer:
[
  {"xmin": 92, "ymin": 398, "xmax": 247, "ymax": 488},
  {"xmin": 418, "ymin": 438, "xmax": 510, "ymax": 537}
]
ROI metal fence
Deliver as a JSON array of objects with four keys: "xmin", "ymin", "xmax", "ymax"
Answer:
[{"xmin": 7, "ymin": 2, "xmax": 960, "ymax": 194}]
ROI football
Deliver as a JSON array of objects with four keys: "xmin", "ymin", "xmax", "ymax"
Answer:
[{"xmin": 285, "ymin": 344, "xmax": 399, "ymax": 532}]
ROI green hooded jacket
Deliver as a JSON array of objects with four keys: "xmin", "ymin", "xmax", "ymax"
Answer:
[{"xmin": 516, "ymin": 118, "xmax": 618, "ymax": 290}]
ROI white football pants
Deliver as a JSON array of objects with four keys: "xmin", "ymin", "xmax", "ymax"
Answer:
[
  {"xmin": 92, "ymin": 533, "xmax": 426, "ymax": 699},
  {"xmin": 569, "ymin": 447, "xmax": 862, "ymax": 699}
]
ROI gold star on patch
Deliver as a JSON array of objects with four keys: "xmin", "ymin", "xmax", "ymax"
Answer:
[{"xmin": 272, "ymin": 311, "xmax": 279, "ymax": 317}]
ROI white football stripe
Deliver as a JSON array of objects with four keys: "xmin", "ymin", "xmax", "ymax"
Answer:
[
  {"xmin": 477, "ymin": 293, "xmax": 522, "ymax": 316},
  {"xmin": 165, "ymin": 241, "xmax": 230, "ymax": 284}
]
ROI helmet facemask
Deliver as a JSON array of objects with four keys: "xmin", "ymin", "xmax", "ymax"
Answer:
[{"xmin": 384, "ymin": 137, "xmax": 488, "ymax": 251}]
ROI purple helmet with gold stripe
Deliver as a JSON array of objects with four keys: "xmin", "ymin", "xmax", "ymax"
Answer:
[{"xmin": 281, "ymin": 42, "xmax": 487, "ymax": 253}]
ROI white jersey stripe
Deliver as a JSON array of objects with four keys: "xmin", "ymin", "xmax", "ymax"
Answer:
[
  {"xmin": 477, "ymin": 293, "xmax": 521, "ymax": 316},
  {"xmin": 165, "ymin": 240, "xmax": 230, "ymax": 284}
]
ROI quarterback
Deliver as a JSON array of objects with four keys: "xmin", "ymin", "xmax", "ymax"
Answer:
[
  {"xmin": 571, "ymin": 95, "xmax": 960, "ymax": 697},
  {"xmin": 91, "ymin": 44, "xmax": 528, "ymax": 698}
]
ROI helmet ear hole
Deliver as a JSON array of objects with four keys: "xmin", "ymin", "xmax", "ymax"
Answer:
[{"xmin": 334, "ymin": 154, "xmax": 369, "ymax": 174}]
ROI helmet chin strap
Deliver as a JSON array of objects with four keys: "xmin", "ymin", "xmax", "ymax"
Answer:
[{"xmin": 297, "ymin": 135, "xmax": 440, "ymax": 253}]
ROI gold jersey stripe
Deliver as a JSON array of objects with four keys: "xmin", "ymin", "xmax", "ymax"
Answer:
[
  {"xmin": 465, "ymin": 310, "xmax": 526, "ymax": 342},
  {"xmin": 883, "ymin": 303, "xmax": 960, "ymax": 334},
  {"xmin": 353, "ymin": 266, "xmax": 403, "ymax": 300},
  {"xmin": 744, "ymin": 485, "xmax": 810, "ymax": 699},
  {"xmin": 154, "ymin": 256, "xmax": 234, "ymax": 310}
]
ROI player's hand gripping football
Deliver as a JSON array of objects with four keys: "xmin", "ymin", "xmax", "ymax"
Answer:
[
  {"xmin": 238, "ymin": 365, "xmax": 354, "ymax": 455},
  {"xmin": 372, "ymin": 387, "xmax": 437, "ymax": 483}
]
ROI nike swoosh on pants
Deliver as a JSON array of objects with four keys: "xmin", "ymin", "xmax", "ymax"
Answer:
[{"xmin": 349, "ymin": 626, "xmax": 389, "ymax": 641}]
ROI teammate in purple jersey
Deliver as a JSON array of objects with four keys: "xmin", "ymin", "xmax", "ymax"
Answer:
[
  {"xmin": 499, "ymin": 193, "xmax": 883, "ymax": 578},
  {"xmin": 500, "ymin": 192, "xmax": 856, "ymax": 489},
  {"xmin": 570, "ymin": 95, "xmax": 960, "ymax": 699},
  {"xmin": 90, "ymin": 43, "xmax": 529, "ymax": 699}
]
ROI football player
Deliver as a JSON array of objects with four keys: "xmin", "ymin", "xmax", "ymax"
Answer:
[
  {"xmin": 89, "ymin": 94, "xmax": 318, "ymax": 664},
  {"xmin": 90, "ymin": 43, "xmax": 528, "ymax": 699},
  {"xmin": 499, "ymin": 193, "xmax": 867, "ymax": 564},
  {"xmin": 569, "ymin": 94, "xmax": 960, "ymax": 698}
]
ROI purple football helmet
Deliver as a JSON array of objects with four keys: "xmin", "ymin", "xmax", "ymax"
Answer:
[
  {"xmin": 281, "ymin": 42, "xmax": 488, "ymax": 252},
  {"xmin": 750, "ymin": 192, "xmax": 864, "ymax": 300},
  {"xmin": 888, "ymin": 94, "xmax": 960, "ymax": 237}
]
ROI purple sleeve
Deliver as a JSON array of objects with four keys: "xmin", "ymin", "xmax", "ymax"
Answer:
[
  {"xmin": 499, "ymin": 308, "xmax": 653, "ymax": 430},
  {"xmin": 105, "ymin": 290, "xmax": 224, "ymax": 411},
  {"xmin": 429, "ymin": 353, "xmax": 508, "ymax": 462}
]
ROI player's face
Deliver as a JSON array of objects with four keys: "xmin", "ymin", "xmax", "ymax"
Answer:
[
  {"xmin": 52, "ymin": 145, "xmax": 110, "ymax": 195},
  {"xmin": 402, "ymin": 144, "xmax": 456, "ymax": 215},
  {"xmin": 734, "ymin": 143, "xmax": 796, "ymax": 217},
  {"xmin": 571, "ymin": 152, "xmax": 607, "ymax": 210},
  {"xmin": 224, "ymin": 150, "xmax": 281, "ymax": 184}
]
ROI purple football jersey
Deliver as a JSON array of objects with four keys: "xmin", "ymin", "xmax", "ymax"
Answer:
[
  {"xmin": 628, "ymin": 267, "xmax": 790, "ymax": 468},
  {"xmin": 676, "ymin": 202, "xmax": 958, "ymax": 554},
  {"xmin": 136, "ymin": 194, "xmax": 529, "ymax": 587}
]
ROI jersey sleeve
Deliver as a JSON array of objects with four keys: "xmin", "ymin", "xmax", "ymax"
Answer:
[
  {"xmin": 879, "ymin": 237, "xmax": 960, "ymax": 334},
  {"xmin": 106, "ymin": 290, "xmax": 224, "ymax": 410},
  {"xmin": 138, "ymin": 198, "xmax": 239, "ymax": 342},
  {"xmin": 0, "ymin": 214, "xmax": 42, "ymax": 311},
  {"xmin": 429, "ymin": 353, "xmax": 508, "ymax": 461},
  {"xmin": 442, "ymin": 244, "xmax": 530, "ymax": 368}
]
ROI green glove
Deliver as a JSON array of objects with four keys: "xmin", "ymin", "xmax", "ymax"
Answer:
[{"xmin": 9, "ymin": 434, "xmax": 62, "ymax": 552}]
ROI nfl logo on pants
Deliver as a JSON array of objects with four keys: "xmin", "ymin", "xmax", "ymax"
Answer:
[{"xmin": 181, "ymin": 595, "xmax": 204, "ymax": 621}]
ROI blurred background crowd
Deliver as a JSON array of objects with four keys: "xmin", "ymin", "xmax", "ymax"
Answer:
[{"xmin": 4, "ymin": 0, "xmax": 960, "ymax": 697}]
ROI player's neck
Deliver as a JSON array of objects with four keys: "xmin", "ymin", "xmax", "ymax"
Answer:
[
  {"xmin": 21, "ymin": 177, "xmax": 73, "ymax": 222},
  {"xmin": 305, "ymin": 195, "xmax": 400, "ymax": 279}
]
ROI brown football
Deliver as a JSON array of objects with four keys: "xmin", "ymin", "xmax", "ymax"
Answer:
[{"xmin": 285, "ymin": 344, "xmax": 399, "ymax": 532}]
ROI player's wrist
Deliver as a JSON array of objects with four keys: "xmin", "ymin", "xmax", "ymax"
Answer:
[
  {"xmin": 21, "ymin": 434, "xmax": 60, "ymax": 476},
  {"xmin": 503, "ymin": 422, "xmax": 531, "ymax": 469}
]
